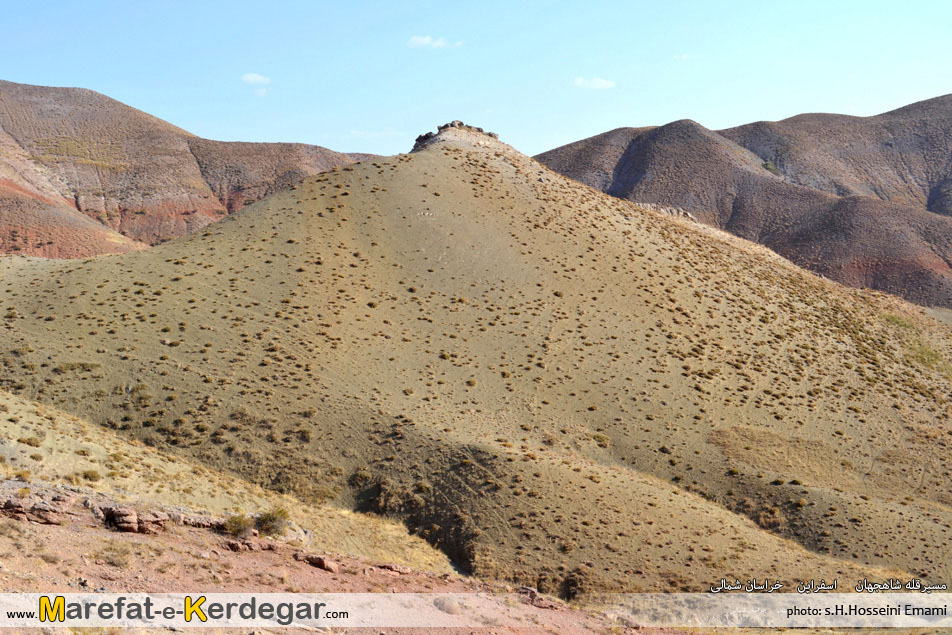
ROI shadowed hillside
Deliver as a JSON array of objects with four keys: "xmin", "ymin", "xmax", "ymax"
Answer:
[
  {"xmin": 0, "ymin": 79, "xmax": 366, "ymax": 256},
  {"xmin": 2, "ymin": 126, "xmax": 950, "ymax": 596},
  {"xmin": 0, "ymin": 388, "xmax": 452, "ymax": 572},
  {"xmin": 537, "ymin": 96, "xmax": 952, "ymax": 308}
]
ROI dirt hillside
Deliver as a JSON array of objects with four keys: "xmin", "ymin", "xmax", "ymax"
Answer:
[
  {"xmin": 0, "ymin": 389, "xmax": 636, "ymax": 633},
  {"xmin": 1, "ymin": 125, "xmax": 949, "ymax": 597}
]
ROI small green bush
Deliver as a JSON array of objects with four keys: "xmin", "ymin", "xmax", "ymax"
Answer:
[
  {"xmin": 224, "ymin": 514, "xmax": 254, "ymax": 538},
  {"xmin": 256, "ymin": 506, "xmax": 290, "ymax": 536},
  {"xmin": 910, "ymin": 342, "xmax": 942, "ymax": 368},
  {"xmin": 883, "ymin": 314, "xmax": 916, "ymax": 330}
]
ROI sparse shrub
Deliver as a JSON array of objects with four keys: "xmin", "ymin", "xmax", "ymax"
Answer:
[
  {"xmin": 96, "ymin": 540, "xmax": 132, "ymax": 567},
  {"xmin": 910, "ymin": 342, "xmax": 942, "ymax": 369},
  {"xmin": 349, "ymin": 468, "xmax": 372, "ymax": 487},
  {"xmin": 0, "ymin": 519, "xmax": 25, "ymax": 538},
  {"xmin": 224, "ymin": 514, "xmax": 254, "ymax": 538},
  {"xmin": 561, "ymin": 568, "xmax": 587, "ymax": 600},
  {"xmin": 883, "ymin": 314, "xmax": 915, "ymax": 329},
  {"xmin": 256, "ymin": 506, "xmax": 290, "ymax": 536},
  {"xmin": 757, "ymin": 507, "xmax": 786, "ymax": 530},
  {"xmin": 81, "ymin": 470, "xmax": 101, "ymax": 482}
]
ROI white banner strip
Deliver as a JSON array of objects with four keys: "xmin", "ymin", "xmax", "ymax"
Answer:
[
  {"xmin": 0, "ymin": 593, "xmax": 545, "ymax": 628},
  {"xmin": 592, "ymin": 593, "xmax": 952, "ymax": 628}
]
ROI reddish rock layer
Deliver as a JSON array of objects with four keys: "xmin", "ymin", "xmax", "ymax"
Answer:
[{"xmin": 0, "ymin": 79, "xmax": 367, "ymax": 256}]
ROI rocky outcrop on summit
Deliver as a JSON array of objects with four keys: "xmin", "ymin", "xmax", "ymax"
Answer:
[
  {"xmin": 412, "ymin": 120, "xmax": 499, "ymax": 152},
  {"xmin": 0, "ymin": 79, "xmax": 367, "ymax": 256},
  {"xmin": 537, "ymin": 95, "xmax": 952, "ymax": 308}
]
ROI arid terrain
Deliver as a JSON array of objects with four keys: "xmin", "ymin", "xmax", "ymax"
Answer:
[
  {"xmin": 537, "ymin": 95, "xmax": 952, "ymax": 308},
  {"xmin": 2, "ymin": 122, "xmax": 951, "ymax": 605},
  {"xmin": 1, "ymin": 389, "xmax": 638, "ymax": 633},
  {"xmin": 0, "ymin": 80, "xmax": 366, "ymax": 257}
]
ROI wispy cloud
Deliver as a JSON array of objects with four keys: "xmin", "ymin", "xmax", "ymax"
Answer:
[
  {"xmin": 672, "ymin": 53, "xmax": 690, "ymax": 61},
  {"xmin": 408, "ymin": 35, "xmax": 463, "ymax": 49},
  {"xmin": 241, "ymin": 73, "xmax": 271, "ymax": 96},
  {"xmin": 241, "ymin": 73, "xmax": 270, "ymax": 85},
  {"xmin": 573, "ymin": 76, "xmax": 616, "ymax": 90}
]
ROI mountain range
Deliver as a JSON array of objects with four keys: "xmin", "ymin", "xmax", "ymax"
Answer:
[
  {"xmin": 3, "ymin": 122, "xmax": 951, "ymax": 597},
  {"xmin": 536, "ymin": 96, "xmax": 952, "ymax": 308},
  {"xmin": 6, "ymin": 78, "xmax": 952, "ymax": 316}
]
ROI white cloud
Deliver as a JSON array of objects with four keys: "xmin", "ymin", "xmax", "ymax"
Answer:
[
  {"xmin": 408, "ymin": 35, "xmax": 462, "ymax": 49},
  {"xmin": 673, "ymin": 53, "xmax": 690, "ymax": 61},
  {"xmin": 241, "ymin": 72, "xmax": 271, "ymax": 85},
  {"xmin": 574, "ymin": 76, "xmax": 616, "ymax": 90},
  {"xmin": 241, "ymin": 73, "xmax": 271, "ymax": 96}
]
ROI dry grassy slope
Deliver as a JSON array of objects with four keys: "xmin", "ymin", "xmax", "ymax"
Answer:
[
  {"xmin": 0, "ymin": 79, "xmax": 364, "ymax": 254},
  {"xmin": 187, "ymin": 138, "xmax": 364, "ymax": 214},
  {"xmin": 536, "ymin": 96, "xmax": 952, "ymax": 309},
  {"xmin": 0, "ymin": 389, "xmax": 451, "ymax": 572},
  {"xmin": 1, "ymin": 130, "xmax": 951, "ymax": 595}
]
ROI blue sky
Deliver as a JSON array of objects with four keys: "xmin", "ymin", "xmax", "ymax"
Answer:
[{"xmin": 2, "ymin": 1, "xmax": 950, "ymax": 155}]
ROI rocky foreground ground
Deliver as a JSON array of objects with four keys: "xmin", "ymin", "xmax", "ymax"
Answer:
[{"xmin": 0, "ymin": 479, "xmax": 657, "ymax": 634}]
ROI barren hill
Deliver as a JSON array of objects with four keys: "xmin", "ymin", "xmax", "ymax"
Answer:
[
  {"xmin": 721, "ymin": 95, "xmax": 952, "ymax": 212},
  {"xmin": 536, "ymin": 96, "xmax": 952, "ymax": 308},
  {"xmin": 0, "ymin": 79, "xmax": 365, "ymax": 257},
  {"xmin": 1, "ymin": 125, "xmax": 950, "ymax": 597}
]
